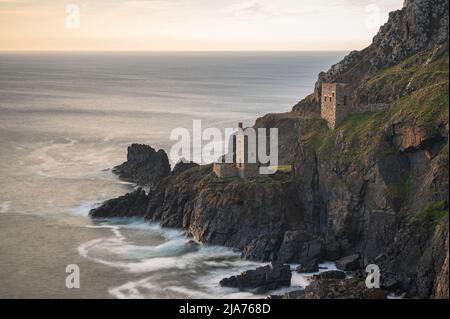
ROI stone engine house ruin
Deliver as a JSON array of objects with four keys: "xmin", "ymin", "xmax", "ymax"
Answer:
[
  {"xmin": 213, "ymin": 122, "xmax": 259, "ymax": 178},
  {"xmin": 321, "ymin": 82, "xmax": 389, "ymax": 129},
  {"xmin": 321, "ymin": 83, "xmax": 352, "ymax": 129}
]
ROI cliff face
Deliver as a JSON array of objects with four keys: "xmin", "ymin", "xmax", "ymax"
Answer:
[
  {"xmin": 254, "ymin": 112, "xmax": 303, "ymax": 165},
  {"xmin": 91, "ymin": 165, "xmax": 322, "ymax": 263},
  {"xmin": 257, "ymin": 0, "xmax": 449, "ymax": 298},
  {"xmin": 149, "ymin": 166, "xmax": 316, "ymax": 262},
  {"xmin": 289, "ymin": 47, "xmax": 449, "ymax": 298}
]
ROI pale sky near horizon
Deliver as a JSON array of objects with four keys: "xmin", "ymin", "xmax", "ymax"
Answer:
[{"xmin": 0, "ymin": 0, "xmax": 404, "ymax": 51}]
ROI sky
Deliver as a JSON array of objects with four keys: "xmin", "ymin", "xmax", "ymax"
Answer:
[{"xmin": 0, "ymin": 0, "xmax": 404, "ymax": 51}]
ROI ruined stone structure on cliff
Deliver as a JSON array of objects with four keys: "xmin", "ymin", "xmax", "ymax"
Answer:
[
  {"xmin": 321, "ymin": 83, "xmax": 352, "ymax": 129},
  {"xmin": 213, "ymin": 122, "xmax": 259, "ymax": 178},
  {"xmin": 321, "ymin": 83, "xmax": 390, "ymax": 129}
]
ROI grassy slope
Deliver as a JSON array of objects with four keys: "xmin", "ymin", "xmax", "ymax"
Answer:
[{"xmin": 303, "ymin": 48, "xmax": 448, "ymax": 159}]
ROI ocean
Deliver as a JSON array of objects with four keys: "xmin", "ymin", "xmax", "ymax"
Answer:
[{"xmin": 0, "ymin": 52, "xmax": 344, "ymax": 298}]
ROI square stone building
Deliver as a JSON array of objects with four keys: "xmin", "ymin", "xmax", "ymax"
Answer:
[
  {"xmin": 213, "ymin": 122, "xmax": 259, "ymax": 179},
  {"xmin": 321, "ymin": 83, "xmax": 352, "ymax": 129}
]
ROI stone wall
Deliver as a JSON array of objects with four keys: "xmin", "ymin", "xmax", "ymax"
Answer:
[
  {"xmin": 321, "ymin": 83, "xmax": 387, "ymax": 129},
  {"xmin": 352, "ymin": 103, "xmax": 389, "ymax": 114}
]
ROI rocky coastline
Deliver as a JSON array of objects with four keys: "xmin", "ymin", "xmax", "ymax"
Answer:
[{"xmin": 90, "ymin": 0, "xmax": 449, "ymax": 299}]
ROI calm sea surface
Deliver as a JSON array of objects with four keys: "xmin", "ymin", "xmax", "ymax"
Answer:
[{"xmin": 0, "ymin": 52, "xmax": 344, "ymax": 298}]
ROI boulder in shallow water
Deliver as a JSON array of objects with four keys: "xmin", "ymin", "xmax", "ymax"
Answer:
[
  {"xmin": 219, "ymin": 262, "xmax": 292, "ymax": 292},
  {"xmin": 336, "ymin": 254, "xmax": 361, "ymax": 271},
  {"xmin": 296, "ymin": 259, "xmax": 319, "ymax": 273}
]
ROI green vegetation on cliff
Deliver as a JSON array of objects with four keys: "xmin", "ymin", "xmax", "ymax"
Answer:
[
  {"xmin": 386, "ymin": 175, "xmax": 411, "ymax": 209},
  {"xmin": 356, "ymin": 48, "xmax": 449, "ymax": 105},
  {"xmin": 302, "ymin": 48, "xmax": 449, "ymax": 168},
  {"xmin": 410, "ymin": 201, "xmax": 449, "ymax": 232}
]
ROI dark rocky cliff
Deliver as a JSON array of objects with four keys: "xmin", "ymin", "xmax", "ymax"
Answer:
[
  {"xmin": 281, "ymin": 0, "xmax": 448, "ymax": 298},
  {"xmin": 92, "ymin": 165, "xmax": 325, "ymax": 263}
]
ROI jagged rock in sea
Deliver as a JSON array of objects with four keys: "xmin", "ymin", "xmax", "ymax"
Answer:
[
  {"xmin": 113, "ymin": 144, "xmax": 170, "ymax": 188},
  {"xmin": 219, "ymin": 262, "xmax": 292, "ymax": 292},
  {"xmin": 335, "ymin": 254, "xmax": 361, "ymax": 271},
  {"xmin": 295, "ymin": 259, "xmax": 319, "ymax": 273},
  {"xmin": 89, "ymin": 188, "xmax": 148, "ymax": 218}
]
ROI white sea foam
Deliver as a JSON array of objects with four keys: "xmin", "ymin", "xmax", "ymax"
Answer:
[
  {"xmin": 78, "ymin": 218, "xmax": 271, "ymax": 298},
  {"xmin": 78, "ymin": 217, "xmax": 339, "ymax": 299},
  {"xmin": 27, "ymin": 138, "xmax": 121, "ymax": 179},
  {"xmin": 115, "ymin": 181, "xmax": 136, "ymax": 186},
  {"xmin": 79, "ymin": 220, "xmax": 193, "ymax": 273},
  {"xmin": 96, "ymin": 217, "xmax": 183, "ymax": 239},
  {"xmin": 67, "ymin": 201, "xmax": 101, "ymax": 216},
  {"xmin": 387, "ymin": 292, "xmax": 406, "ymax": 299}
]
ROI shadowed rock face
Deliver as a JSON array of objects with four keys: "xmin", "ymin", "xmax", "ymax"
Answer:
[
  {"xmin": 297, "ymin": 278, "xmax": 386, "ymax": 299},
  {"xmin": 171, "ymin": 160, "xmax": 199, "ymax": 176},
  {"xmin": 145, "ymin": 166, "xmax": 317, "ymax": 263},
  {"xmin": 89, "ymin": 188, "xmax": 148, "ymax": 219},
  {"xmin": 254, "ymin": 112, "xmax": 303, "ymax": 165},
  {"xmin": 220, "ymin": 262, "xmax": 292, "ymax": 292},
  {"xmin": 113, "ymin": 144, "xmax": 170, "ymax": 189},
  {"xmin": 433, "ymin": 219, "xmax": 449, "ymax": 299},
  {"xmin": 291, "ymin": 105, "xmax": 448, "ymax": 297},
  {"xmin": 335, "ymin": 254, "xmax": 361, "ymax": 271}
]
